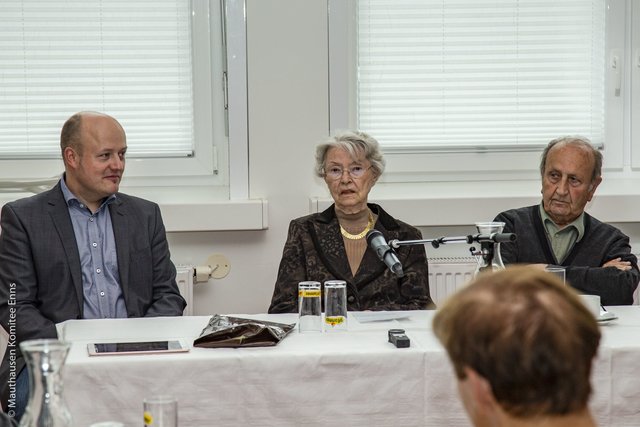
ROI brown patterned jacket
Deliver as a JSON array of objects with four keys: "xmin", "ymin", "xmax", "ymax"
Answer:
[{"xmin": 268, "ymin": 203, "xmax": 435, "ymax": 313}]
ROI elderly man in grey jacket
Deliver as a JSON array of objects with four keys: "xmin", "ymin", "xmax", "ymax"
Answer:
[{"xmin": 495, "ymin": 136, "xmax": 638, "ymax": 305}]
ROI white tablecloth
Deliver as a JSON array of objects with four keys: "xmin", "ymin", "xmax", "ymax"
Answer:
[{"xmin": 57, "ymin": 307, "xmax": 640, "ymax": 427}]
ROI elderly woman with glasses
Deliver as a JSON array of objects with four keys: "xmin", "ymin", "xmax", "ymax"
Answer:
[{"xmin": 268, "ymin": 131, "xmax": 434, "ymax": 313}]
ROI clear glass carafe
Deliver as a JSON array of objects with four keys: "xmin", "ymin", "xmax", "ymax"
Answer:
[
  {"xmin": 19, "ymin": 339, "xmax": 72, "ymax": 427},
  {"xmin": 473, "ymin": 222, "xmax": 507, "ymax": 276}
]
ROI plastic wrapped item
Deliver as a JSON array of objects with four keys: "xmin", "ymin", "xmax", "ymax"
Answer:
[{"xmin": 193, "ymin": 315, "xmax": 295, "ymax": 348}]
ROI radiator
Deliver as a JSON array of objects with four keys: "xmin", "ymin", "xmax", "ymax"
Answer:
[
  {"xmin": 428, "ymin": 257, "xmax": 640, "ymax": 306},
  {"xmin": 428, "ymin": 257, "xmax": 477, "ymax": 306},
  {"xmin": 176, "ymin": 266, "xmax": 194, "ymax": 316},
  {"xmin": 176, "ymin": 258, "xmax": 638, "ymax": 315}
]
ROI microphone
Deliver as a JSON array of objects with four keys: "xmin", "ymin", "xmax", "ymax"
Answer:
[
  {"xmin": 466, "ymin": 233, "xmax": 516, "ymax": 244},
  {"xmin": 366, "ymin": 230, "xmax": 404, "ymax": 277}
]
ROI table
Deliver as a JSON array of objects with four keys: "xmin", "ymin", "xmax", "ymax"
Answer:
[{"xmin": 57, "ymin": 307, "xmax": 640, "ymax": 427}]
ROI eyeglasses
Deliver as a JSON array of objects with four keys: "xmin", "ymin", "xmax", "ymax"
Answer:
[{"xmin": 323, "ymin": 165, "xmax": 371, "ymax": 180}]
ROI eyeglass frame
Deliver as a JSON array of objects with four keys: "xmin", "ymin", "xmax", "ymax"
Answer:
[{"xmin": 322, "ymin": 165, "xmax": 372, "ymax": 180}]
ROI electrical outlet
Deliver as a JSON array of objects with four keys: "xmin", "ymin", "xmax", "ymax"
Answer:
[{"xmin": 207, "ymin": 253, "xmax": 230, "ymax": 279}]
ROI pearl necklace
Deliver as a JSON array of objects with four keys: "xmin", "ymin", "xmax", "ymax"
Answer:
[{"xmin": 340, "ymin": 212, "xmax": 374, "ymax": 240}]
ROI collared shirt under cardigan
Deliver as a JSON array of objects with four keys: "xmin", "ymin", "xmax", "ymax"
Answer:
[
  {"xmin": 495, "ymin": 204, "xmax": 639, "ymax": 305},
  {"xmin": 268, "ymin": 203, "xmax": 435, "ymax": 313},
  {"xmin": 539, "ymin": 203, "xmax": 585, "ymax": 264}
]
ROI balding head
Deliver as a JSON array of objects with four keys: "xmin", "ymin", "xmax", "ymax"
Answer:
[
  {"xmin": 539, "ymin": 136, "xmax": 602, "ymax": 184},
  {"xmin": 59, "ymin": 111, "xmax": 127, "ymax": 211},
  {"xmin": 60, "ymin": 111, "xmax": 125, "ymax": 163}
]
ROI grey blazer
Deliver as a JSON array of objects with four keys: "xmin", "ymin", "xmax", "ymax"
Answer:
[{"xmin": 0, "ymin": 182, "xmax": 186, "ymax": 406}]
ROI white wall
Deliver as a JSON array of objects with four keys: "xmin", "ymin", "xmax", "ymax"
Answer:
[
  {"xmin": 158, "ymin": 0, "xmax": 640, "ymax": 315},
  {"xmin": 169, "ymin": 0, "xmax": 331, "ymax": 315},
  {"xmin": 1, "ymin": 1, "xmax": 638, "ymax": 316}
]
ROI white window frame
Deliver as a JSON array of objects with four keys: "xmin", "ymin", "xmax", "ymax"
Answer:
[
  {"xmin": 0, "ymin": 0, "xmax": 250, "ymax": 202},
  {"xmin": 329, "ymin": 0, "xmax": 626, "ymax": 184},
  {"xmin": 630, "ymin": 0, "xmax": 640, "ymax": 170},
  {"xmin": 225, "ymin": 0, "xmax": 249, "ymax": 199}
]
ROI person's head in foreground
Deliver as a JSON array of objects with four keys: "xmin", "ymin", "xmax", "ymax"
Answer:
[{"xmin": 433, "ymin": 266, "xmax": 601, "ymax": 427}]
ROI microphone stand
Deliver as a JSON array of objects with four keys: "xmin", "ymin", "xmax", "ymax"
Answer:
[
  {"xmin": 389, "ymin": 233, "xmax": 516, "ymax": 274},
  {"xmin": 474, "ymin": 240, "xmax": 497, "ymax": 274},
  {"xmin": 390, "ymin": 235, "xmax": 469, "ymax": 249}
]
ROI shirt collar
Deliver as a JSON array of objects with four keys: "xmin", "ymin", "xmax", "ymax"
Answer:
[
  {"xmin": 539, "ymin": 203, "xmax": 585, "ymax": 242},
  {"xmin": 60, "ymin": 174, "xmax": 117, "ymax": 210}
]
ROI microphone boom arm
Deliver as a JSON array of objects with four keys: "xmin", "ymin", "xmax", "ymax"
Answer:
[
  {"xmin": 390, "ymin": 236, "xmax": 469, "ymax": 249},
  {"xmin": 390, "ymin": 233, "xmax": 516, "ymax": 249}
]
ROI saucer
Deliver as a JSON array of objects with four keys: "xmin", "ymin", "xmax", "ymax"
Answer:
[{"xmin": 597, "ymin": 311, "xmax": 617, "ymax": 324}]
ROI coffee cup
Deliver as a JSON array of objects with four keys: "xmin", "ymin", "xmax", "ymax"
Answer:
[{"xmin": 579, "ymin": 294, "xmax": 601, "ymax": 318}]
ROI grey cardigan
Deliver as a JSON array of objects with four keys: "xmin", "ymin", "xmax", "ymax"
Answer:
[{"xmin": 495, "ymin": 204, "xmax": 639, "ymax": 305}]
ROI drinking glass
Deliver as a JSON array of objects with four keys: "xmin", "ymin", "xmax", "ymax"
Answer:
[
  {"xmin": 324, "ymin": 280, "xmax": 348, "ymax": 332},
  {"xmin": 545, "ymin": 266, "xmax": 566, "ymax": 285},
  {"xmin": 143, "ymin": 395, "xmax": 177, "ymax": 427},
  {"xmin": 298, "ymin": 281, "xmax": 322, "ymax": 332}
]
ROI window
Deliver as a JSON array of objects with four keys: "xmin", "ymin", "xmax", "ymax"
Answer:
[
  {"xmin": 1, "ymin": 0, "xmax": 194, "ymax": 158},
  {"xmin": 0, "ymin": 0, "xmax": 239, "ymax": 199},
  {"xmin": 329, "ymin": 0, "xmax": 624, "ymax": 182}
]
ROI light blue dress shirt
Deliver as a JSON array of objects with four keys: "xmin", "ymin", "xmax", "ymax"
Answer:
[{"xmin": 60, "ymin": 177, "xmax": 127, "ymax": 319}]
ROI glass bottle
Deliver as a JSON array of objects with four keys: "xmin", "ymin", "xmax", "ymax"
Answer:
[
  {"xmin": 472, "ymin": 222, "xmax": 507, "ymax": 276},
  {"xmin": 19, "ymin": 339, "xmax": 72, "ymax": 427}
]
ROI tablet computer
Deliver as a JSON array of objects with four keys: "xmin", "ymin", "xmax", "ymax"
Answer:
[{"xmin": 87, "ymin": 340, "xmax": 189, "ymax": 356}]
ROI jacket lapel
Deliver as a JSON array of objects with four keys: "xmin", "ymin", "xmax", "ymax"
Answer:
[
  {"xmin": 533, "ymin": 206, "xmax": 559, "ymax": 264},
  {"xmin": 47, "ymin": 185, "xmax": 84, "ymax": 314},
  {"xmin": 309, "ymin": 211, "xmax": 354, "ymax": 281},
  {"xmin": 109, "ymin": 198, "xmax": 130, "ymax": 305}
]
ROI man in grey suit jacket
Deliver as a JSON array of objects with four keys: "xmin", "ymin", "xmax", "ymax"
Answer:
[{"xmin": 0, "ymin": 112, "xmax": 186, "ymax": 418}]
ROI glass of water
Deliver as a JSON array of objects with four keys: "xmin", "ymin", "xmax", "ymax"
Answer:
[
  {"xmin": 298, "ymin": 281, "xmax": 322, "ymax": 332},
  {"xmin": 324, "ymin": 280, "xmax": 348, "ymax": 332},
  {"xmin": 545, "ymin": 266, "xmax": 566, "ymax": 285},
  {"xmin": 143, "ymin": 395, "xmax": 177, "ymax": 427}
]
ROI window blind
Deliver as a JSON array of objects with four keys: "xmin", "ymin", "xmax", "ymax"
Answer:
[
  {"xmin": 357, "ymin": 0, "xmax": 606, "ymax": 150},
  {"xmin": 0, "ymin": 0, "xmax": 194, "ymax": 158}
]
